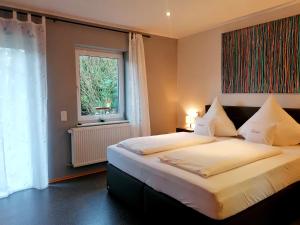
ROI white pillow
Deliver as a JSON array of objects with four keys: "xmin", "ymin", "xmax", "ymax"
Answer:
[
  {"xmin": 245, "ymin": 122, "xmax": 277, "ymax": 145},
  {"xmin": 194, "ymin": 117, "xmax": 215, "ymax": 136},
  {"xmin": 274, "ymin": 122, "xmax": 300, "ymax": 146},
  {"xmin": 203, "ymin": 97, "xmax": 237, "ymax": 137},
  {"xmin": 238, "ymin": 96, "xmax": 300, "ymax": 146}
]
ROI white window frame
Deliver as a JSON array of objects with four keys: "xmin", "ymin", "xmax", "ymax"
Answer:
[{"xmin": 75, "ymin": 48, "xmax": 125, "ymax": 123}]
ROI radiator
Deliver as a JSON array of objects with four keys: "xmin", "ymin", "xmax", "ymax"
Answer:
[{"xmin": 68, "ymin": 123, "xmax": 132, "ymax": 167}]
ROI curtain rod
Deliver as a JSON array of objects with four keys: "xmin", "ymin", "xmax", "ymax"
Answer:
[{"xmin": 0, "ymin": 5, "xmax": 151, "ymax": 38}]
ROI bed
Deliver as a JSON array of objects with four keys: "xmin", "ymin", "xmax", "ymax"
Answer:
[{"xmin": 106, "ymin": 106, "xmax": 300, "ymax": 225}]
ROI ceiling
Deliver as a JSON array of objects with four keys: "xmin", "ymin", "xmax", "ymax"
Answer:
[{"xmin": 1, "ymin": 0, "xmax": 300, "ymax": 38}]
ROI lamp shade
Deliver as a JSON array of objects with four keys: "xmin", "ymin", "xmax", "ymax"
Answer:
[{"xmin": 185, "ymin": 115, "xmax": 192, "ymax": 124}]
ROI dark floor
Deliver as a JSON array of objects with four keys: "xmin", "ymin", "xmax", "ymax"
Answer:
[
  {"xmin": 0, "ymin": 173, "xmax": 300, "ymax": 225},
  {"xmin": 0, "ymin": 173, "xmax": 142, "ymax": 225}
]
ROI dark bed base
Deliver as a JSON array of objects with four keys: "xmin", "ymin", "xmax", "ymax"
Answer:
[{"xmin": 107, "ymin": 163, "xmax": 300, "ymax": 225}]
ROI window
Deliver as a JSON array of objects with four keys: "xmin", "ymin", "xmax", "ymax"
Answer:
[{"xmin": 75, "ymin": 48, "xmax": 124, "ymax": 122}]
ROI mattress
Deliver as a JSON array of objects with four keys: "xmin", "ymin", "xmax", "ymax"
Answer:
[{"xmin": 107, "ymin": 139, "xmax": 300, "ymax": 220}]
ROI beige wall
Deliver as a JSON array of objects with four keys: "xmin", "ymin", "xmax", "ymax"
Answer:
[
  {"xmin": 144, "ymin": 36, "xmax": 178, "ymax": 135},
  {"xmin": 177, "ymin": 3, "xmax": 300, "ymax": 127},
  {"xmin": 47, "ymin": 20, "xmax": 177, "ymax": 179}
]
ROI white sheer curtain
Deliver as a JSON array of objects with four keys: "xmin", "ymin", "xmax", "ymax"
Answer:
[
  {"xmin": 0, "ymin": 12, "xmax": 48, "ymax": 198},
  {"xmin": 127, "ymin": 33, "xmax": 151, "ymax": 137}
]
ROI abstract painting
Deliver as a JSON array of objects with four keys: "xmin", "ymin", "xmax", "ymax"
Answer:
[{"xmin": 222, "ymin": 15, "xmax": 300, "ymax": 93}]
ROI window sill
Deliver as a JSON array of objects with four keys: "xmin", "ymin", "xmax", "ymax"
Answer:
[{"xmin": 76, "ymin": 120, "xmax": 129, "ymax": 128}]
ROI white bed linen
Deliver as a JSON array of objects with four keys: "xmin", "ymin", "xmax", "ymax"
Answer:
[
  {"xmin": 118, "ymin": 132, "xmax": 215, "ymax": 155},
  {"xmin": 107, "ymin": 139, "xmax": 300, "ymax": 220},
  {"xmin": 159, "ymin": 139, "xmax": 281, "ymax": 177}
]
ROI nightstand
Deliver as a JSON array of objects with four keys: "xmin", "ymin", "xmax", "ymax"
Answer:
[{"xmin": 176, "ymin": 127, "xmax": 194, "ymax": 132}]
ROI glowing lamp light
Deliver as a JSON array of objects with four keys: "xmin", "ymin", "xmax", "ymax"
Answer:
[
  {"xmin": 185, "ymin": 109, "xmax": 198, "ymax": 129},
  {"xmin": 185, "ymin": 115, "xmax": 192, "ymax": 125}
]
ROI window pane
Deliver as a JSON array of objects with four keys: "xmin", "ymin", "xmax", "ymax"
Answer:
[{"xmin": 79, "ymin": 55, "xmax": 119, "ymax": 116}]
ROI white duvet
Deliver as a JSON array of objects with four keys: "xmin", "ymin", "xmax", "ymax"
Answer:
[
  {"xmin": 160, "ymin": 139, "xmax": 282, "ymax": 177},
  {"xmin": 117, "ymin": 132, "xmax": 215, "ymax": 155}
]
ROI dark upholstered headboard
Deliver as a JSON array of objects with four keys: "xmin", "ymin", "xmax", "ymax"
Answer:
[{"xmin": 205, "ymin": 105, "xmax": 300, "ymax": 129}]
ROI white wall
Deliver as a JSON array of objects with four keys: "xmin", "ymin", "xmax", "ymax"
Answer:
[{"xmin": 177, "ymin": 3, "xmax": 300, "ymax": 127}]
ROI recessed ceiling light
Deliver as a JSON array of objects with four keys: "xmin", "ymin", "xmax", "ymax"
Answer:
[{"xmin": 166, "ymin": 11, "xmax": 171, "ymax": 17}]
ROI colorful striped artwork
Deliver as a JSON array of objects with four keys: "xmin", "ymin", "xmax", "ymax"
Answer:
[{"xmin": 222, "ymin": 15, "xmax": 300, "ymax": 93}]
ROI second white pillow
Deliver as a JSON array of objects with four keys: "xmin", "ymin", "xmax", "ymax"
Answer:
[
  {"xmin": 238, "ymin": 96, "xmax": 300, "ymax": 146},
  {"xmin": 245, "ymin": 122, "xmax": 277, "ymax": 145}
]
